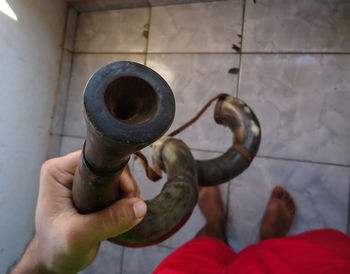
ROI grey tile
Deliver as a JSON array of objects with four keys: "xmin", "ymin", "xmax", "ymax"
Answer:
[
  {"xmin": 63, "ymin": 54, "xmax": 145, "ymax": 137},
  {"xmin": 227, "ymin": 157, "xmax": 350, "ymax": 252},
  {"xmin": 52, "ymin": 49, "xmax": 72, "ymax": 134},
  {"xmin": 239, "ymin": 54, "xmax": 350, "ymax": 165},
  {"xmin": 149, "ymin": 0, "xmax": 232, "ymax": 6},
  {"xmin": 131, "ymin": 148, "xmax": 229, "ymax": 249},
  {"xmin": 147, "ymin": 53, "xmax": 238, "ymax": 152},
  {"xmin": 243, "ymin": 0, "xmax": 350, "ymax": 52},
  {"xmin": 122, "ymin": 245, "xmax": 173, "ymax": 274},
  {"xmin": 148, "ymin": 1, "xmax": 243, "ymax": 53},
  {"xmin": 64, "ymin": 7, "xmax": 78, "ymax": 51},
  {"xmin": 80, "ymin": 241, "xmax": 123, "ymax": 274},
  {"xmin": 48, "ymin": 134, "xmax": 62, "ymax": 159},
  {"xmin": 60, "ymin": 136, "xmax": 85, "ymax": 156},
  {"xmin": 71, "ymin": 0, "xmax": 149, "ymax": 12},
  {"xmin": 75, "ymin": 8, "xmax": 149, "ymax": 53}
]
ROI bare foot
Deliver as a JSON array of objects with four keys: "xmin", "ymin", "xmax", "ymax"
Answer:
[
  {"xmin": 196, "ymin": 186, "xmax": 227, "ymax": 243},
  {"xmin": 260, "ymin": 186, "xmax": 296, "ymax": 241}
]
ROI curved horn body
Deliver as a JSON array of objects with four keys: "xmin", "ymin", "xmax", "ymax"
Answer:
[
  {"xmin": 196, "ymin": 95, "xmax": 261, "ymax": 186},
  {"xmin": 111, "ymin": 138, "xmax": 198, "ymax": 247}
]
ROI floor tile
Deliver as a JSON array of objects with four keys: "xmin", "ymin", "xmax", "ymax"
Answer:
[
  {"xmin": 52, "ymin": 49, "xmax": 72, "ymax": 135},
  {"xmin": 48, "ymin": 134, "xmax": 62, "ymax": 159},
  {"xmin": 80, "ymin": 241, "xmax": 123, "ymax": 274},
  {"xmin": 147, "ymin": 53, "xmax": 238, "ymax": 152},
  {"xmin": 60, "ymin": 136, "xmax": 85, "ymax": 156},
  {"xmin": 149, "ymin": 0, "xmax": 231, "ymax": 6},
  {"xmin": 239, "ymin": 54, "xmax": 350, "ymax": 165},
  {"xmin": 243, "ymin": 0, "xmax": 350, "ymax": 52},
  {"xmin": 64, "ymin": 7, "xmax": 78, "ymax": 51},
  {"xmin": 227, "ymin": 157, "xmax": 350, "ymax": 252},
  {"xmin": 149, "ymin": 1, "xmax": 243, "ymax": 52},
  {"xmin": 71, "ymin": 0, "xmax": 149, "ymax": 12},
  {"xmin": 63, "ymin": 54, "xmax": 145, "ymax": 137},
  {"xmin": 122, "ymin": 245, "xmax": 173, "ymax": 274},
  {"xmin": 75, "ymin": 8, "xmax": 149, "ymax": 53}
]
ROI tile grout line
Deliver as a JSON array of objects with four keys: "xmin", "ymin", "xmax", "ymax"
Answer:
[
  {"xmin": 120, "ymin": 247, "xmax": 125, "ymax": 274},
  {"xmin": 348, "ymin": 172, "xmax": 350, "ymax": 236},
  {"xmin": 157, "ymin": 244, "xmax": 176, "ymax": 251},
  {"xmin": 190, "ymin": 147, "xmax": 350, "ymax": 167},
  {"xmin": 144, "ymin": 6, "xmax": 152, "ymax": 65},
  {"xmin": 236, "ymin": 0, "xmax": 246, "ymax": 98},
  {"xmin": 225, "ymin": 181, "xmax": 231, "ymax": 229},
  {"xmin": 241, "ymin": 51, "xmax": 350, "ymax": 55},
  {"xmin": 54, "ymin": 136, "xmax": 350, "ymax": 169},
  {"xmin": 73, "ymin": 51, "xmax": 240, "ymax": 55},
  {"xmin": 71, "ymin": 51, "xmax": 350, "ymax": 55},
  {"xmin": 57, "ymin": 53, "xmax": 75, "ymax": 156}
]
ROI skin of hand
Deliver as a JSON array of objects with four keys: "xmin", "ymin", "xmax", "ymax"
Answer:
[{"xmin": 12, "ymin": 151, "xmax": 147, "ymax": 274}]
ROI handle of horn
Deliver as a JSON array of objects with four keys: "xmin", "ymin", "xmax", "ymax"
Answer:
[{"xmin": 71, "ymin": 61, "xmax": 175, "ymax": 214}]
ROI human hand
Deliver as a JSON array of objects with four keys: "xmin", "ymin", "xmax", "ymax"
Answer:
[{"xmin": 12, "ymin": 151, "xmax": 146, "ymax": 274}]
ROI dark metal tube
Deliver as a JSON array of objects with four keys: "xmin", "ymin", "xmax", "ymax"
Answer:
[{"xmin": 72, "ymin": 61, "xmax": 175, "ymax": 214}]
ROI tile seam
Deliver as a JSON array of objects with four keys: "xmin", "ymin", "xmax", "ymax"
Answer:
[
  {"xmin": 348, "ymin": 172, "xmax": 350, "ymax": 235},
  {"xmin": 190, "ymin": 148, "xmax": 350, "ymax": 167},
  {"xmin": 144, "ymin": 6, "xmax": 152, "ymax": 65},
  {"xmin": 236, "ymin": 0, "xmax": 246, "ymax": 98},
  {"xmin": 73, "ymin": 51, "xmax": 240, "ymax": 55},
  {"xmin": 120, "ymin": 247, "xmax": 125, "ymax": 274}
]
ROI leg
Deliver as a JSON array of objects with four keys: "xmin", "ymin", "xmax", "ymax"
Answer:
[
  {"xmin": 195, "ymin": 186, "xmax": 227, "ymax": 243},
  {"xmin": 154, "ymin": 185, "xmax": 235, "ymax": 274},
  {"xmin": 260, "ymin": 186, "xmax": 296, "ymax": 241}
]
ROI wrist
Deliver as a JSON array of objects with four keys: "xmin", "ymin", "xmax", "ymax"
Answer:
[{"xmin": 11, "ymin": 235, "xmax": 49, "ymax": 274}]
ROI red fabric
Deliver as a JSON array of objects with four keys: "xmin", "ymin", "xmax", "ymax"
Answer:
[{"xmin": 154, "ymin": 229, "xmax": 350, "ymax": 274}]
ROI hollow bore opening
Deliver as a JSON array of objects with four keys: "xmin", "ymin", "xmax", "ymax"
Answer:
[{"xmin": 105, "ymin": 76, "xmax": 159, "ymax": 125}]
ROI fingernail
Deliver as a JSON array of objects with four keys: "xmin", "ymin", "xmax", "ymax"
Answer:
[{"xmin": 133, "ymin": 200, "xmax": 147, "ymax": 218}]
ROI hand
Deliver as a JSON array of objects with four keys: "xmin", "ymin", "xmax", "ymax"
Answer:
[{"xmin": 12, "ymin": 151, "xmax": 146, "ymax": 274}]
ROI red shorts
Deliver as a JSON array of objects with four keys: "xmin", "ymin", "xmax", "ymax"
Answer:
[{"xmin": 154, "ymin": 229, "xmax": 350, "ymax": 274}]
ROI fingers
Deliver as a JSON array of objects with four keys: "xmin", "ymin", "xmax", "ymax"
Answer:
[
  {"xmin": 120, "ymin": 166, "xmax": 141, "ymax": 198},
  {"xmin": 41, "ymin": 150, "xmax": 82, "ymax": 189},
  {"xmin": 56, "ymin": 150, "xmax": 82, "ymax": 175},
  {"xmin": 78, "ymin": 198, "xmax": 147, "ymax": 243}
]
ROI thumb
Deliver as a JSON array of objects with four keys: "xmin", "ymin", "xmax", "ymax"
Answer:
[{"xmin": 79, "ymin": 198, "xmax": 147, "ymax": 242}]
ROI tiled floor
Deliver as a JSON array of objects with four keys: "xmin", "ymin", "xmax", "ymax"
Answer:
[{"xmin": 50, "ymin": 0, "xmax": 350, "ymax": 273}]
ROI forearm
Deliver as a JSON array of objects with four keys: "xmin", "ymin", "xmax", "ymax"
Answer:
[{"xmin": 11, "ymin": 235, "xmax": 49, "ymax": 274}]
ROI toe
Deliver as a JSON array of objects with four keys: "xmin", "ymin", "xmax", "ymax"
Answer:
[
  {"xmin": 272, "ymin": 186, "xmax": 284, "ymax": 199},
  {"xmin": 290, "ymin": 207, "xmax": 296, "ymax": 215}
]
